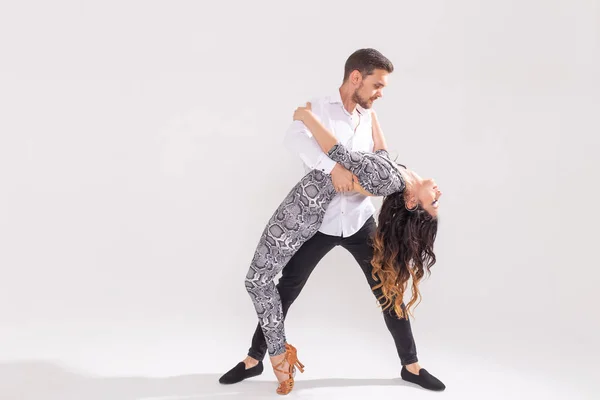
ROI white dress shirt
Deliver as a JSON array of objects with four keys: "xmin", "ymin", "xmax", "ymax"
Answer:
[{"xmin": 283, "ymin": 91, "xmax": 375, "ymax": 237}]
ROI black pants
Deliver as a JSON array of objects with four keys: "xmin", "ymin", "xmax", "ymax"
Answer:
[{"xmin": 247, "ymin": 216, "xmax": 418, "ymax": 366}]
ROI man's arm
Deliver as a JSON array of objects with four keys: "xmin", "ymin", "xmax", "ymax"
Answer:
[
  {"xmin": 371, "ymin": 110, "xmax": 388, "ymax": 152},
  {"xmin": 352, "ymin": 175, "xmax": 375, "ymax": 197}
]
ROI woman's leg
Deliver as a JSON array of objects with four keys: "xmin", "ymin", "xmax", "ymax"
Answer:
[
  {"xmin": 244, "ymin": 170, "xmax": 335, "ymax": 359},
  {"xmin": 219, "ymin": 230, "xmax": 339, "ymax": 385},
  {"xmin": 246, "ymin": 231, "xmax": 338, "ymax": 362}
]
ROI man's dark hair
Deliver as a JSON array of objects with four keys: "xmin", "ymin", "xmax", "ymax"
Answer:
[{"xmin": 343, "ymin": 48, "xmax": 394, "ymax": 82}]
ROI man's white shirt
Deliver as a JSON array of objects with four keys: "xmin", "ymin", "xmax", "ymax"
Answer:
[{"xmin": 283, "ymin": 91, "xmax": 375, "ymax": 237}]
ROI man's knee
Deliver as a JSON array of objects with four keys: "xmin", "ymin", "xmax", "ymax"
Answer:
[{"xmin": 276, "ymin": 277, "xmax": 305, "ymax": 303}]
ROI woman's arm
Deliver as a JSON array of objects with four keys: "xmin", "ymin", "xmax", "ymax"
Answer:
[
  {"xmin": 352, "ymin": 175, "xmax": 375, "ymax": 196},
  {"xmin": 293, "ymin": 103, "xmax": 337, "ymax": 153},
  {"xmin": 294, "ymin": 103, "xmax": 404, "ymax": 196},
  {"xmin": 293, "ymin": 104, "xmax": 363, "ymax": 174},
  {"xmin": 371, "ymin": 111, "xmax": 388, "ymax": 152},
  {"xmin": 293, "ymin": 103, "xmax": 389, "ymax": 165}
]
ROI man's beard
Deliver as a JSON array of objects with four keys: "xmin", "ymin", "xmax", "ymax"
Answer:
[{"xmin": 352, "ymin": 86, "xmax": 374, "ymax": 109}]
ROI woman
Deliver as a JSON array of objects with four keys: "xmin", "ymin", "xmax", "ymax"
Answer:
[{"xmin": 245, "ymin": 103, "xmax": 442, "ymax": 395}]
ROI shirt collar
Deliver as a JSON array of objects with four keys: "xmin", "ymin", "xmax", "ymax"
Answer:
[{"xmin": 328, "ymin": 90, "xmax": 364, "ymax": 115}]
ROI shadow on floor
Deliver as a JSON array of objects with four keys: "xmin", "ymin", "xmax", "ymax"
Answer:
[{"xmin": 0, "ymin": 360, "xmax": 421, "ymax": 400}]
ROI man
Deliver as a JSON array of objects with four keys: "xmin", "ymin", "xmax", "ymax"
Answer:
[{"xmin": 219, "ymin": 48, "xmax": 445, "ymax": 391}]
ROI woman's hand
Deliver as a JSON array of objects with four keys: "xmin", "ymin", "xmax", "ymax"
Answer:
[
  {"xmin": 293, "ymin": 102, "xmax": 312, "ymax": 122},
  {"xmin": 292, "ymin": 101, "xmax": 338, "ymax": 154}
]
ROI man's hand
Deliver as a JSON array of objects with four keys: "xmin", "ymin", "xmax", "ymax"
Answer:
[{"xmin": 331, "ymin": 163, "xmax": 354, "ymax": 192}]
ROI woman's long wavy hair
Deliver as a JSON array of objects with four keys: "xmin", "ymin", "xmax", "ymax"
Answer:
[{"xmin": 371, "ymin": 191, "xmax": 438, "ymax": 319}]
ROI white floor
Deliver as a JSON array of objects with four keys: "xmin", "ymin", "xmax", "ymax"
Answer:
[
  {"xmin": 0, "ymin": 356, "xmax": 594, "ymax": 400},
  {"xmin": 0, "ymin": 323, "xmax": 596, "ymax": 400}
]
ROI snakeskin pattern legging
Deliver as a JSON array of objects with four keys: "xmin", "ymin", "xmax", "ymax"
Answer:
[{"xmin": 245, "ymin": 145, "xmax": 404, "ymax": 356}]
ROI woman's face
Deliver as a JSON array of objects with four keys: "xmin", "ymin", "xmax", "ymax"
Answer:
[
  {"xmin": 417, "ymin": 178, "xmax": 442, "ymax": 217},
  {"xmin": 396, "ymin": 168, "xmax": 442, "ymax": 217}
]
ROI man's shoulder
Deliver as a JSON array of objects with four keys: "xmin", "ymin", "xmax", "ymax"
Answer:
[
  {"xmin": 307, "ymin": 94, "xmax": 340, "ymax": 117},
  {"xmin": 306, "ymin": 95, "xmax": 328, "ymax": 107},
  {"xmin": 302, "ymin": 95, "xmax": 328, "ymax": 118}
]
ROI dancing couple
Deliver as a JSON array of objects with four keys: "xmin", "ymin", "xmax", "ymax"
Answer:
[{"xmin": 219, "ymin": 48, "xmax": 445, "ymax": 395}]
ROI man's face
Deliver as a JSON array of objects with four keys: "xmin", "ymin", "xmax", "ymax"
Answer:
[{"xmin": 352, "ymin": 69, "xmax": 389, "ymax": 109}]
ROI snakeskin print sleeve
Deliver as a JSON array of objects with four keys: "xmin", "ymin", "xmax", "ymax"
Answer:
[{"xmin": 327, "ymin": 143, "xmax": 405, "ymax": 196}]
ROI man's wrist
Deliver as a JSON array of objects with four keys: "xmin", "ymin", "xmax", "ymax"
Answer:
[
  {"xmin": 331, "ymin": 163, "xmax": 348, "ymax": 174},
  {"xmin": 314, "ymin": 156, "xmax": 336, "ymax": 174}
]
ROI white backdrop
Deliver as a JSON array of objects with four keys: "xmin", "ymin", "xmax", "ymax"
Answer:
[{"xmin": 1, "ymin": 1, "xmax": 598, "ymax": 399}]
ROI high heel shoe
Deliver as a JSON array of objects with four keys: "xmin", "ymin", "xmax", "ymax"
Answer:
[{"xmin": 272, "ymin": 343, "xmax": 305, "ymax": 395}]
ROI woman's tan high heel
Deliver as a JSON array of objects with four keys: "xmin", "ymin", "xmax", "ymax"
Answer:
[{"xmin": 272, "ymin": 343, "xmax": 305, "ymax": 395}]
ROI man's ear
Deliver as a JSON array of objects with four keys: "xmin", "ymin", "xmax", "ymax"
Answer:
[{"xmin": 350, "ymin": 70, "xmax": 362, "ymax": 85}]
